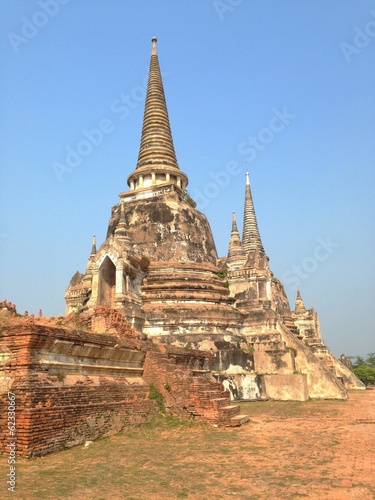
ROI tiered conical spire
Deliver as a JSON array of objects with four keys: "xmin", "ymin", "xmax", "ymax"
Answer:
[
  {"xmin": 295, "ymin": 286, "xmax": 306, "ymax": 313},
  {"xmin": 242, "ymin": 172, "xmax": 265, "ymax": 254},
  {"xmin": 115, "ymin": 201, "xmax": 130, "ymax": 244},
  {"xmin": 228, "ymin": 211, "xmax": 243, "ymax": 259},
  {"xmin": 127, "ymin": 37, "xmax": 188, "ymax": 191}
]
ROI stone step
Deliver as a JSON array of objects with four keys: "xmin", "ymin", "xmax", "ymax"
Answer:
[
  {"xmin": 199, "ymin": 389, "xmax": 225, "ymax": 398},
  {"xmin": 211, "ymin": 397, "xmax": 231, "ymax": 408},
  {"xmin": 227, "ymin": 414, "xmax": 250, "ymax": 427},
  {"xmin": 220, "ymin": 404, "xmax": 240, "ymax": 411},
  {"xmin": 206, "ymin": 382, "xmax": 226, "ymax": 390},
  {"xmin": 218, "ymin": 404, "xmax": 240, "ymax": 420}
]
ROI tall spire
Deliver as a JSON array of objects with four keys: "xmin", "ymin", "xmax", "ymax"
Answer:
[
  {"xmin": 242, "ymin": 172, "xmax": 265, "ymax": 254},
  {"xmin": 228, "ymin": 211, "xmax": 244, "ymax": 261},
  {"xmin": 295, "ymin": 286, "xmax": 306, "ymax": 312},
  {"xmin": 127, "ymin": 37, "xmax": 188, "ymax": 191}
]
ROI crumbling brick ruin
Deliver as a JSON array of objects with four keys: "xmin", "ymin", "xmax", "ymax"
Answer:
[{"xmin": 0, "ymin": 308, "xmax": 248, "ymax": 457}]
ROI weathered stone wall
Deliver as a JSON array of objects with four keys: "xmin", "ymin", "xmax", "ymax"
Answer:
[
  {"xmin": 108, "ymin": 188, "xmax": 218, "ymax": 264},
  {"xmin": 310, "ymin": 345, "xmax": 366, "ymax": 390},
  {"xmin": 213, "ymin": 373, "xmax": 262, "ymax": 401},
  {"xmin": 276, "ymin": 323, "xmax": 348, "ymax": 399},
  {"xmin": 253, "ymin": 348, "xmax": 295, "ymax": 375},
  {"xmin": 261, "ymin": 374, "xmax": 309, "ymax": 401},
  {"xmin": 143, "ymin": 302, "xmax": 242, "ymax": 337}
]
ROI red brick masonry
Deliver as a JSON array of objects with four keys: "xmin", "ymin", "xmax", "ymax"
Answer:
[
  {"xmin": 0, "ymin": 324, "xmax": 157, "ymax": 457},
  {"xmin": 0, "ymin": 322, "xmax": 247, "ymax": 457}
]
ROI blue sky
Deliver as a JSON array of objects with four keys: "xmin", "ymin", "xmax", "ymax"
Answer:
[{"xmin": 0, "ymin": 0, "xmax": 374, "ymax": 357}]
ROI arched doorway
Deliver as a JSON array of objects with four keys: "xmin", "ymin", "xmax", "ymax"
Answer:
[{"xmin": 98, "ymin": 256, "xmax": 116, "ymax": 307}]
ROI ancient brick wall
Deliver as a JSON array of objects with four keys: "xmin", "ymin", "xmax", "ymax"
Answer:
[
  {"xmin": 0, "ymin": 323, "xmax": 157, "ymax": 457},
  {"xmin": 0, "ymin": 322, "xmax": 249, "ymax": 458},
  {"xmin": 0, "ymin": 382, "xmax": 157, "ymax": 457}
]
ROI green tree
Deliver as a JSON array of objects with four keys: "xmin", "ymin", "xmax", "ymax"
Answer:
[
  {"xmin": 353, "ymin": 365, "xmax": 375, "ymax": 386},
  {"xmin": 365, "ymin": 352, "xmax": 375, "ymax": 367},
  {"xmin": 351, "ymin": 355, "xmax": 365, "ymax": 368},
  {"xmin": 351, "ymin": 352, "xmax": 375, "ymax": 385}
]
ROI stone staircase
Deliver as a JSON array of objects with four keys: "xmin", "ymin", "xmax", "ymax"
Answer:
[
  {"xmin": 143, "ymin": 347, "xmax": 249, "ymax": 427},
  {"xmin": 192, "ymin": 379, "xmax": 250, "ymax": 426},
  {"xmin": 282, "ymin": 315, "xmax": 301, "ymax": 338}
]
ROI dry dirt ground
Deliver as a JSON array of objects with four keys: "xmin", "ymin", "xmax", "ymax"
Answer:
[{"xmin": 1, "ymin": 390, "xmax": 374, "ymax": 500}]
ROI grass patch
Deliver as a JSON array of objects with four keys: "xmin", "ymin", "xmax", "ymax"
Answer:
[{"xmin": 149, "ymin": 383, "xmax": 165, "ymax": 413}]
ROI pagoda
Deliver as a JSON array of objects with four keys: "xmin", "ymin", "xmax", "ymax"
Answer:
[{"xmin": 65, "ymin": 38, "xmax": 364, "ymax": 400}]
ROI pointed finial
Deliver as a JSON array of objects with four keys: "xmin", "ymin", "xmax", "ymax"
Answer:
[
  {"xmin": 295, "ymin": 286, "xmax": 306, "ymax": 312},
  {"xmin": 91, "ymin": 235, "xmax": 97, "ymax": 255},
  {"xmin": 231, "ymin": 211, "xmax": 238, "ymax": 232},
  {"xmin": 115, "ymin": 201, "xmax": 130, "ymax": 244},
  {"xmin": 245, "ymin": 171, "xmax": 250, "ymax": 186},
  {"xmin": 151, "ymin": 36, "xmax": 157, "ymax": 55}
]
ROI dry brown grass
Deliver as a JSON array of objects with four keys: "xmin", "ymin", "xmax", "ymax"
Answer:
[{"xmin": 1, "ymin": 391, "xmax": 374, "ymax": 499}]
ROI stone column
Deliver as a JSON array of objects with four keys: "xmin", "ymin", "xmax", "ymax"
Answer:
[
  {"xmin": 266, "ymin": 280, "xmax": 272, "ymax": 300},
  {"xmin": 87, "ymin": 268, "xmax": 99, "ymax": 308},
  {"xmin": 115, "ymin": 265, "xmax": 125, "ymax": 296}
]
